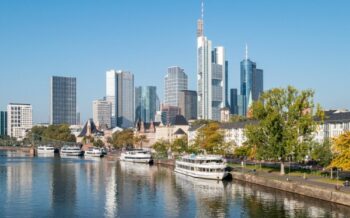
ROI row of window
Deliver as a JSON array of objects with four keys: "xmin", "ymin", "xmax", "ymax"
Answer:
[{"xmin": 177, "ymin": 164, "xmax": 224, "ymax": 172}]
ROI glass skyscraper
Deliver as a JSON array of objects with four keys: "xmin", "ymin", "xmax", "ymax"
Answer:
[
  {"xmin": 50, "ymin": 76, "xmax": 77, "ymax": 125},
  {"xmin": 178, "ymin": 90, "xmax": 197, "ymax": 121},
  {"xmin": 0, "ymin": 111, "xmax": 7, "ymax": 136},
  {"xmin": 164, "ymin": 66, "xmax": 188, "ymax": 107},
  {"xmin": 135, "ymin": 86, "xmax": 157, "ymax": 123},
  {"xmin": 230, "ymin": 89, "xmax": 238, "ymax": 115}
]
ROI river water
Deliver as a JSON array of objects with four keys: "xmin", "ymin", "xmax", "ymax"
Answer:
[{"xmin": 0, "ymin": 151, "xmax": 349, "ymax": 218}]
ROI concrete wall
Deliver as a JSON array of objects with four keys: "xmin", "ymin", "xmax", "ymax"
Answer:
[{"xmin": 232, "ymin": 172, "xmax": 350, "ymax": 207}]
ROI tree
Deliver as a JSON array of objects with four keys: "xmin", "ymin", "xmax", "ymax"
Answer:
[
  {"xmin": 93, "ymin": 139, "xmax": 105, "ymax": 148},
  {"xmin": 311, "ymin": 140, "xmax": 333, "ymax": 167},
  {"xmin": 245, "ymin": 86, "xmax": 322, "ymax": 174},
  {"xmin": 152, "ymin": 140, "xmax": 170, "ymax": 159},
  {"xmin": 110, "ymin": 129, "xmax": 134, "ymax": 149},
  {"xmin": 170, "ymin": 136, "xmax": 188, "ymax": 154},
  {"xmin": 193, "ymin": 122, "xmax": 229, "ymax": 155},
  {"xmin": 329, "ymin": 131, "xmax": 350, "ymax": 170},
  {"xmin": 230, "ymin": 115, "xmax": 249, "ymax": 123},
  {"xmin": 26, "ymin": 124, "xmax": 76, "ymax": 144},
  {"xmin": 133, "ymin": 134, "xmax": 149, "ymax": 148}
]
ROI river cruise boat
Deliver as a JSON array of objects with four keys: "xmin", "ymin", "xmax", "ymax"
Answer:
[
  {"xmin": 85, "ymin": 147, "xmax": 104, "ymax": 158},
  {"xmin": 60, "ymin": 145, "xmax": 83, "ymax": 156},
  {"xmin": 37, "ymin": 145, "xmax": 55, "ymax": 155},
  {"xmin": 120, "ymin": 149, "xmax": 153, "ymax": 164},
  {"xmin": 175, "ymin": 154, "xmax": 231, "ymax": 180}
]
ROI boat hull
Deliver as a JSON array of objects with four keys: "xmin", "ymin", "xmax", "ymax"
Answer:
[
  {"xmin": 120, "ymin": 157, "xmax": 152, "ymax": 164},
  {"xmin": 174, "ymin": 167, "xmax": 230, "ymax": 180}
]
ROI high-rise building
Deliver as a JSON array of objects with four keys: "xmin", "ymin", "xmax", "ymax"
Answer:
[
  {"xmin": 230, "ymin": 89, "xmax": 238, "ymax": 115},
  {"xmin": 0, "ymin": 111, "xmax": 7, "ymax": 136},
  {"xmin": 93, "ymin": 99, "xmax": 112, "ymax": 129},
  {"xmin": 7, "ymin": 103, "xmax": 32, "ymax": 139},
  {"xmin": 160, "ymin": 104, "xmax": 181, "ymax": 125},
  {"xmin": 135, "ymin": 86, "xmax": 157, "ymax": 123},
  {"xmin": 237, "ymin": 95, "xmax": 245, "ymax": 116},
  {"xmin": 252, "ymin": 68, "xmax": 264, "ymax": 101},
  {"xmin": 106, "ymin": 70, "xmax": 134, "ymax": 128},
  {"xmin": 50, "ymin": 76, "xmax": 77, "ymax": 125},
  {"xmin": 164, "ymin": 66, "xmax": 188, "ymax": 107},
  {"xmin": 197, "ymin": 4, "xmax": 227, "ymax": 121},
  {"xmin": 76, "ymin": 112, "xmax": 81, "ymax": 125},
  {"xmin": 240, "ymin": 45, "xmax": 263, "ymax": 116},
  {"xmin": 178, "ymin": 90, "xmax": 197, "ymax": 121}
]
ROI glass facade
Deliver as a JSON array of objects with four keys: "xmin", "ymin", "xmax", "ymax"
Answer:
[
  {"xmin": 50, "ymin": 76, "xmax": 77, "ymax": 125},
  {"xmin": 230, "ymin": 89, "xmax": 238, "ymax": 115},
  {"xmin": 164, "ymin": 66, "xmax": 188, "ymax": 107},
  {"xmin": 178, "ymin": 90, "xmax": 197, "ymax": 121},
  {"xmin": 0, "ymin": 111, "xmax": 7, "ymax": 136},
  {"xmin": 252, "ymin": 69, "xmax": 264, "ymax": 101},
  {"xmin": 135, "ymin": 86, "xmax": 157, "ymax": 123},
  {"xmin": 240, "ymin": 59, "xmax": 255, "ymax": 116}
]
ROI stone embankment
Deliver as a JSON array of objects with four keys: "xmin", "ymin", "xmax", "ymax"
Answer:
[{"xmin": 232, "ymin": 171, "xmax": 350, "ymax": 207}]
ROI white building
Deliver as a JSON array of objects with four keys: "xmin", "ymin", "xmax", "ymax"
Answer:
[
  {"xmin": 197, "ymin": 4, "xmax": 227, "ymax": 121},
  {"xmin": 93, "ymin": 99, "xmax": 112, "ymax": 129},
  {"xmin": 7, "ymin": 103, "xmax": 32, "ymax": 140},
  {"xmin": 106, "ymin": 70, "xmax": 134, "ymax": 128},
  {"xmin": 164, "ymin": 66, "xmax": 188, "ymax": 107}
]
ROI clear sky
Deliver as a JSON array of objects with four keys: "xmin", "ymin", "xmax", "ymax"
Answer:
[{"xmin": 1, "ymin": 0, "xmax": 350, "ymax": 123}]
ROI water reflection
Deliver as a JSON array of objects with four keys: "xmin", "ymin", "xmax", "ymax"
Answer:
[{"xmin": 1, "ymin": 151, "xmax": 350, "ymax": 218}]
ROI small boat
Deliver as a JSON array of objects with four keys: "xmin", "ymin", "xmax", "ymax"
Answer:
[
  {"xmin": 37, "ymin": 145, "xmax": 55, "ymax": 155},
  {"xmin": 174, "ymin": 154, "xmax": 231, "ymax": 180},
  {"xmin": 60, "ymin": 145, "xmax": 83, "ymax": 156},
  {"xmin": 120, "ymin": 149, "xmax": 153, "ymax": 164},
  {"xmin": 85, "ymin": 147, "xmax": 104, "ymax": 158}
]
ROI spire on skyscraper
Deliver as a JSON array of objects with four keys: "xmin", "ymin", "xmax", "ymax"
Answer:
[
  {"xmin": 197, "ymin": 0, "xmax": 204, "ymax": 37},
  {"xmin": 245, "ymin": 43, "xmax": 249, "ymax": 60}
]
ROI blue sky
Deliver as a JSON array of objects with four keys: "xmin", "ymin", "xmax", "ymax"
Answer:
[{"xmin": 1, "ymin": 0, "xmax": 350, "ymax": 123}]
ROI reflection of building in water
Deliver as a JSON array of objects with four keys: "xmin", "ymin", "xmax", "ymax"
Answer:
[
  {"xmin": 175, "ymin": 174, "xmax": 232, "ymax": 217},
  {"xmin": 104, "ymin": 164, "xmax": 117, "ymax": 217},
  {"xmin": 50, "ymin": 160, "xmax": 77, "ymax": 217}
]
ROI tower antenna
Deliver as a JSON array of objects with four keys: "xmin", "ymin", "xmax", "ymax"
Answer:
[{"xmin": 245, "ymin": 43, "xmax": 248, "ymax": 60}]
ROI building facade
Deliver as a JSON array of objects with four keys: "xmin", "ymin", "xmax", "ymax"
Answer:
[
  {"xmin": 178, "ymin": 90, "xmax": 197, "ymax": 121},
  {"xmin": 160, "ymin": 104, "xmax": 181, "ymax": 125},
  {"xmin": 230, "ymin": 89, "xmax": 238, "ymax": 115},
  {"xmin": 135, "ymin": 86, "xmax": 157, "ymax": 123},
  {"xmin": 164, "ymin": 66, "xmax": 188, "ymax": 107},
  {"xmin": 0, "ymin": 111, "xmax": 7, "ymax": 136},
  {"xmin": 252, "ymin": 69, "xmax": 264, "ymax": 101},
  {"xmin": 50, "ymin": 76, "xmax": 77, "ymax": 125},
  {"xmin": 92, "ymin": 99, "xmax": 112, "ymax": 129},
  {"xmin": 106, "ymin": 70, "xmax": 134, "ymax": 128},
  {"xmin": 197, "ymin": 6, "xmax": 227, "ymax": 121},
  {"xmin": 7, "ymin": 103, "xmax": 32, "ymax": 140}
]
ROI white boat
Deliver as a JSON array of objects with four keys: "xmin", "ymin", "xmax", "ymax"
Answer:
[
  {"xmin": 175, "ymin": 154, "xmax": 231, "ymax": 180},
  {"xmin": 37, "ymin": 145, "xmax": 55, "ymax": 155},
  {"xmin": 85, "ymin": 147, "xmax": 104, "ymax": 158},
  {"xmin": 120, "ymin": 149, "xmax": 153, "ymax": 164},
  {"xmin": 60, "ymin": 145, "xmax": 83, "ymax": 156}
]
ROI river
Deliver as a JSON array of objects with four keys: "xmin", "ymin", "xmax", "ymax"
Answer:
[{"xmin": 0, "ymin": 151, "xmax": 349, "ymax": 218}]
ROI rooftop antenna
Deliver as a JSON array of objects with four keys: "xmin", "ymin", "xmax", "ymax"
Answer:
[
  {"xmin": 201, "ymin": 0, "xmax": 204, "ymax": 21},
  {"xmin": 245, "ymin": 43, "xmax": 249, "ymax": 60}
]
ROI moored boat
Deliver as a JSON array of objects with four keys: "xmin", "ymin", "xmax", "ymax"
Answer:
[
  {"xmin": 85, "ymin": 147, "xmax": 104, "ymax": 158},
  {"xmin": 174, "ymin": 154, "xmax": 231, "ymax": 180},
  {"xmin": 60, "ymin": 145, "xmax": 83, "ymax": 156},
  {"xmin": 37, "ymin": 145, "xmax": 55, "ymax": 155},
  {"xmin": 120, "ymin": 149, "xmax": 153, "ymax": 164}
]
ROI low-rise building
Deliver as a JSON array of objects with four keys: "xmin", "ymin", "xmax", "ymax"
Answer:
[{"xmin": 7, "ymin": 103, "xmax": 32, "ymax": 140}]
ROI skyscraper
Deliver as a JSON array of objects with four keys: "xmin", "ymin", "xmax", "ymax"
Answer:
[
  {"xmin": 240, "ymin": 45, "xmax": 263, "ymax": 116},
  {"xmin": 230, "ymin": 89, "xmax": 238, "ymax": 115},
  {"xmin": 7, "ymin": 103, "xmax": 32, "ymax": 139},
  {"xmin": 197, "ymin": 3, "xmax": 227, "ymax": 121},
  {"xmin": 106, "ymin": 70, "xmax": 134, "ymax": 128},
  {"xmin": 50, "ymin": 76, "xmax": 77, "ymax": 125},
  {"xmin": 135, "ymin": 86, "xmax": 157, "ymax": 123},
  {"xmin": 93, "ymin": 99, "xmax": 112, "ymax": 129},
  {"xmin": 0, "ymin": 111, "xmax": 7, "ymax": 136},
  {"xmin": 164, "ymin": 66, "xmax": 188, "ymax": 107},
  {"xmin": 178, "ymin": 90, "xmax": 197, "ymax": 121}
]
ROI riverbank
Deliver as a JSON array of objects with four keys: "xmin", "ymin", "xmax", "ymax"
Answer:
[{"xmin": 232, "ymin": 170, "xmax": 350, "ymax": 207}]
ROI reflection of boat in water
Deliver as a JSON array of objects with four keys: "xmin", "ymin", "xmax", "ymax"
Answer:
[
  {"xmin": 60, "ymin": 145, "xmax": 83, "ymax": 157},
  {"xmin": 37, "ymin": 145, "xmax": 55, "ymax": 155},
  {"xmin": 85, "ymin": 147, "xmax": 104, "ymax": 158},
  {"xmin": 119, "ymin": 161, "xmax": 153, "ymax": 176},
  {"xmin": 175, "ymin": 154, "xmax": 231, "ymax": 180},
  {"xmin": 120, "ymin": 149, "xmax": 153, "ymax": 164}
]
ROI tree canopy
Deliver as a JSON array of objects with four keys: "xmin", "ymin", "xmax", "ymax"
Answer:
[
  {"xmin": 245, "ymin": 86, "xmax": 322, "ymax": 174},
  {"xmin": 27, "ymin": 124, "xmax": 76, "ymax": 144},
  {"xmin": 329, "ymin": 131, "xmax": 350, "ymax": 170},
  {"xmin": 110, "ymin": 129, "xmax": 134, "ymax": 149}
]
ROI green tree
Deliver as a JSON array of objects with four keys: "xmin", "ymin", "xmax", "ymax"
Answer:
[
  {"xmin": 26, "ymin": 124, "xmax": 76, "ymax": 144},
  {"xmin": 170, "ymin": 136, "xmax": 188, "ymax": 154},
  {"xmin": 229, "ymin": 115, "xmax": 249, "ymax": 123},
  {"xmin": 111, "ymin": 129, "xmax": 134, "ymax": 149},
  {"xmin": 245, "ymin": 86, "xmax": 321, "ymax": 174},
  {"xmin": 133, "ymin": 134, "xmax": 149, "ymax": 148},
  {"xmin": 311, "ymin": 140, "xmax": 333, "ymax": 167},
  {"xmin": 152, "ymin": 140, "xmax": 170, "ymax": 159},
  {"xmin": 194, "ymin": 122, "xmax": 229, "ymax": 155},
  {"xmin": 329, "ymin": 131, "xmax": 350, "ymax": 170},
  {"xmin": 93, "ymin": 139, "xmax": 105, "ymax": 147}
]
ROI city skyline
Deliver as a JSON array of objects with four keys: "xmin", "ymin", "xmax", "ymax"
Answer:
[{"xmin": 1, "ymin": 0, "xmax": 350, "ymax": 123}]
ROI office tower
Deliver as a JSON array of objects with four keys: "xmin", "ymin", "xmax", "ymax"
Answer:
[
  {"xmin": 178, "ymin": 90, "xmax": 197, "ymax": 121},
  {"xmin": 93, "ymin": 99, "xmax": 112, "ymax": 129},
  {"xmin": 7, "ymin": 103, "xmax": 32, "ymax": 139},
  {"xmin": 252, "ymin": 69, "xmax": 264, "ymax": 101},
  {"xmin": 0, "ymin": 111, "xmax": 7, "ymax": 136},
  {"xmin": 230, "ymin": 89, "xmax": 238, "ymax": 115},
  {"xmin": 50, "ymin": 76, "xmax": 77, "ymax": 125},
  {"xmin": 76, "ymin": 112, "xmax": 81, "ymax": 125},
  {"xmin": 240, "ymin": 45, "xmax": 263, "ymax": 116},
  {"xmin": 237, "ymin": 95, "xmax": 245, "ymax": 116},
  {"xmin": 197, "ymin": 3, "xmax": 227, "ymax": 121},
  {"xmin": 164, "ymin": 66, "xmax": 188, "ymax": 107},
  {"xmin": 106, "ymin": 70, "xmax": 134, "ymax": 128},
  {"xmin": 135, "ymin": 86, "xmax": 157, "ymax": 123},
  {"xmin": 161, "ymin": 104, "xmax": 181, "ymax": 125}
]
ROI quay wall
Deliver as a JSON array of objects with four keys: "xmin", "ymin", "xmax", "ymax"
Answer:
[{"xmin": 232, "ymin": 171, "xmax": 350, "ymax": 207}]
